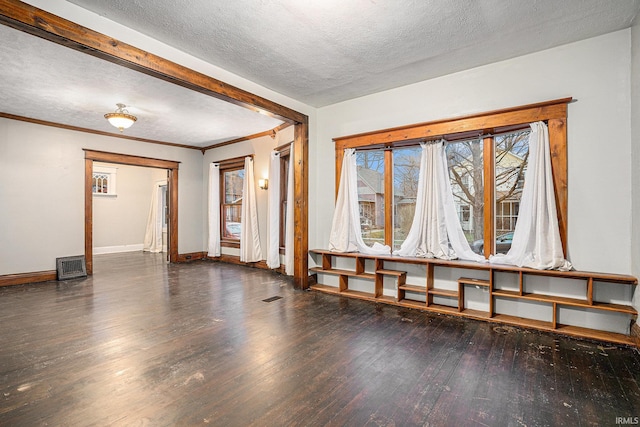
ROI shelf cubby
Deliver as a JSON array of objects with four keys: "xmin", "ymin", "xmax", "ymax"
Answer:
[{"xmin": 309, "ymin": 249, "xmax": 638, "ymax": 346}]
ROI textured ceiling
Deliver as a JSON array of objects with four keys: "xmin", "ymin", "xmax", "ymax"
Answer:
[
  {"xmin": 67, "ymin": 0, "xmax": 640, "ymax": 107},
  {"xmin": 1, "ymin": 1, "xmax": 639, "ymax": 148},
  {"xmin": 0, "ymin": 24, "xmax": 283, "ymax": 147}
]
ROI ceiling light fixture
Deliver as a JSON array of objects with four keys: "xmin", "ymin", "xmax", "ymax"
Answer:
[{"xmin": 104, "ymin": 103, "xmax": 137, "ymax": 132}]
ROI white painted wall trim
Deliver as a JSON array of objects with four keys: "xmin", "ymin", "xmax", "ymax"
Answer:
[{"xmin": 93, "ymin": 244, "xmax": 144, "ymax": 255}]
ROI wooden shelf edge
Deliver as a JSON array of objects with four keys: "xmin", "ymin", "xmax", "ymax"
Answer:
[
  {"xmin": 310, "ymin": 283, "xmax": 341, "ymax": 294},
  {"xmin": 399, "ymin": 284, "xmax": 427, "ymax": 294},
  {"xmin": 399, "ymin": 299, "xmax": 428, "ymax": 309},
  {"xmin": 309, "ymin": 267, "xmax": 376, "ymax": 280},
  {"xmin": 311, "ymin": 285, "xmax": 636, "ymax": 346},
  {"xmin": 493, "ymin": 291, "xmax": 637, "ymax": 314},
  {"xmin": 458, "ymin": 277, "xmax": 491, "ymax": 287},
  {"xmin": 460, "ymin": 308, "xmax": 492, "ymax": 318},
  {"xmin": 376, "ymin": 269, "xmax": 406, "ymax": 276},
  {"xmin": 428, "ymin": 288, "xmax": 459, "ymax": 297},
  {"xmin": 309, "ymin": 249, "xmax": 638, "ymax": 285}
]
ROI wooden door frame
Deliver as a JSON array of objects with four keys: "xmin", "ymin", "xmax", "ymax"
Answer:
[
  {"xmin": 1, "ymin": 1, "xmax": 309, "ymax": 288},
  {"xmin": 84, "ymin": 149, "xmax": 180, "ymax": 275}
]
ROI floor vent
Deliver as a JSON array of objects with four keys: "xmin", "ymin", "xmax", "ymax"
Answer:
[
  {"xmin": 56, "ymin": 255, "xmax": 87, "ymax": 280},
  {"xmin": 262, "ymin": 296, "xmax": 282, "ymax": 303}
]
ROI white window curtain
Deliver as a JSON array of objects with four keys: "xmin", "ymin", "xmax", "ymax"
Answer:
[
  {"xmin": 328, "ymin": 148, "xmax": 391, "ymax": 255},
  {"xmin": 394, "ymin": 142, "xmax": 485, "ymax": 262},
  {"xmin": 240, "ymin": 157, "xmax": 263, "ymax": 262},
  {"xmin": 490, "ymin": 121, "xmax": 572, "ymax": 270},
  {"xmin": 143, "ymin": 180, "xmax": 166, "ymax": 253},
  {"xmin": 284, "ymin": 143, "xmax": 295, "ymax": 276},
  {"xmin": 207, "ymin": 163, "xmax": 221, "ymax": 257},
  {"xmin": 266, "ymin": 151, "xmax": 281, "ymax": 269}
]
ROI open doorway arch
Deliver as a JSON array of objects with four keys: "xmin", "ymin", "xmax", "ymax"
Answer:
[
  {"xmin": 1, "ymin": 3, "xmax": 308, "ymax": 289},
  {"xmin": 84, "ymin": 149, "xmax": 180, "ymax": 275}
]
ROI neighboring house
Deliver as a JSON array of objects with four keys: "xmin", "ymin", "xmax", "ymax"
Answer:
[{"xmin": 357, "ymin": 166, "xmax": 386, "ymax": 229}]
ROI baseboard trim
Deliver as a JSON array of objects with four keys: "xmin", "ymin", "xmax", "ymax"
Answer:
[
  {"xmin": 0, "ymin": 254, "xmax": 284, "ymax": 287},
  {"xmin": 0, "ymin": 270, "xmax": 57, "ymax": 287},
  {"xmin": 93, "ymin": 244, "xmax": 144, "ymax": 255},
  {"xmin": 207, "ymin": 254, "xmax": 275, "ymax": 271},
  {"xmin": 176, "ymin": 252, "xmax": 206, "ymax": 262}
]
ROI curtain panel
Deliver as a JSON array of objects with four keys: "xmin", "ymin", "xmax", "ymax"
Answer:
[
  {"xmin": 240, "ymin": 157, "xmax": 263, "ymax": 262},
  {"xmin": 143, "ymin": 181, "xmax": 165, "ymax": 253},
  {"xmin": 207, "ymin": 163, "xmax": 221, "ymax": 257},
  {"xmin": 328, "ymin": 148, "xmax": 391, "ymax": 255},
  {"xmin": 490, "ymin": 122, "xmax": 572, "ymax": 270},
  {"xmin": 394, "ymin": 142, "xmax": 484, "ymax": 262}
]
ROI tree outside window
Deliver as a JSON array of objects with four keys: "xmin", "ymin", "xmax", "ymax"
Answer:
[{"xmin": 393, "ymin": 146, "xmax": 421, "ymax": 250}]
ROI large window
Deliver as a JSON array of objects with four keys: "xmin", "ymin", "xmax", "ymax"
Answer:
[
  {"xmin": 219, "ymin": 158, "xmax": 245, "ymax": 243},
  {"xmin": 333, "ymin": 98, "xmax": 569, "ymax": 257}
]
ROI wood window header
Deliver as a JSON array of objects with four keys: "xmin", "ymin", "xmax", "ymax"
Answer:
[
  {"xmin": 334, "ymin": 97, "xmax": 572, "ymax": 150},
  {"xmin": 216, "ymin": 155, "xmax": 252, "ymax": 171}
]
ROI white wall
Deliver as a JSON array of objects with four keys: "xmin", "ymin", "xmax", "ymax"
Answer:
[
  {"xmin": 202, "ymin": 126, "xmax": 295, "ymax": 258},
  {"xmin": 631, "ymin": 17, "xmax": 640, "ymax": 309},
  {"xmin": 314, "ymin": 30, "xmax": 633, "ymax": 276},
  {"xmin": 93, "ymin": 162, "xmax": 166, "ymax": 253},
  {"xmin": 0, "ymin": 119, "xmax": 204, "ymax": 275}
]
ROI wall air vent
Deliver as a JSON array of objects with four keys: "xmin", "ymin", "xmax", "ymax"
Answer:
[{"xmin": 56, "ymin": 255, "xmax": 87, "ymax": 280}]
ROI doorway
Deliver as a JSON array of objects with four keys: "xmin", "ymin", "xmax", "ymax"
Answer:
[{"xmin": 84, "ymin": 149, "xmax": 180, "ymax": 275}]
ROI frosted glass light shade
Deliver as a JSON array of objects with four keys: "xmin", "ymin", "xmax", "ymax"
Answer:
[{"xmin": 104, "ymin": 103, "xmax": 137, "ymax": 132}]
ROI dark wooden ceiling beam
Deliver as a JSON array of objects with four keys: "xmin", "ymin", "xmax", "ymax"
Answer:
[{"xmin": 0, "ymin": 0, "xmax": 308, "ymax": 125}]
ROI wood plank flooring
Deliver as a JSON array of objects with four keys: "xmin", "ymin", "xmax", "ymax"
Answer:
[{"xmin": 1, "ymin": 252, "xmax": 639, "ymax": 426}]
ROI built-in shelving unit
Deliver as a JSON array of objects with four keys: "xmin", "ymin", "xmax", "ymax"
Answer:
[{"xmin": 309, "ymin": 249, "xmax": 638, "ymax": 346}]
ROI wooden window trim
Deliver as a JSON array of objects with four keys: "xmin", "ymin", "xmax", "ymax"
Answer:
[
  {"xmin": 334, "ymin": 98, "xmax": 571, "ymax": 254},
  {"xmin": 219, "ymin": 159, "xmax": 246, "ymax": 248},
  {"xmin": 275, "ymin": 143, "xmax": 292, "ymax": 254}
]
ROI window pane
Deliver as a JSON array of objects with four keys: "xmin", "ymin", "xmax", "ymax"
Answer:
[
  {"xmin": 279, "ymin": 154, "xmax": 290, "ymax": 247},
  {"xmin": 223, "ymin": 169, "xmax": 244, "ymax": 240},
  {"xmin": 446, "ymin": 139, "xmax": 484, "ymax": 254},
  {"xmin": 393, "ymin": 146, "xmax": 421, "ymax": 250},
  {"xmin": 495, "ymin": 130, "xmax": 530, "ymax": 253},
  {"xmin": 224, "ymin": 169, "xmax": 244, "ymax": 204},
  {"xmin": 356, "ymin": 150, "xmax": 385, "ymax": 247}
]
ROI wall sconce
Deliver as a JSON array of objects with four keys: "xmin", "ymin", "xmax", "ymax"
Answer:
[{"xmin": 258, "ymin": 179, "xmax": 268, "ymax": 190}]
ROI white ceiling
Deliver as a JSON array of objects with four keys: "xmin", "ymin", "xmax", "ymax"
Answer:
[
  {"xmin": 1, "ymin": 1, "xmax": 639, "ymax": 148},
  {"xmin": 67, "ymin": 0, "xmax": 640, "ymax": 107},
  {"xmin": 0, "ymin": 23, "xmax": 283, "ymax": 148}
]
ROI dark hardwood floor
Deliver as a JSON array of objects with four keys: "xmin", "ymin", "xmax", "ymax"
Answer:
[{"xmin": 1, "ymin": 252, "xmax": 639, "ymax": 426}]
